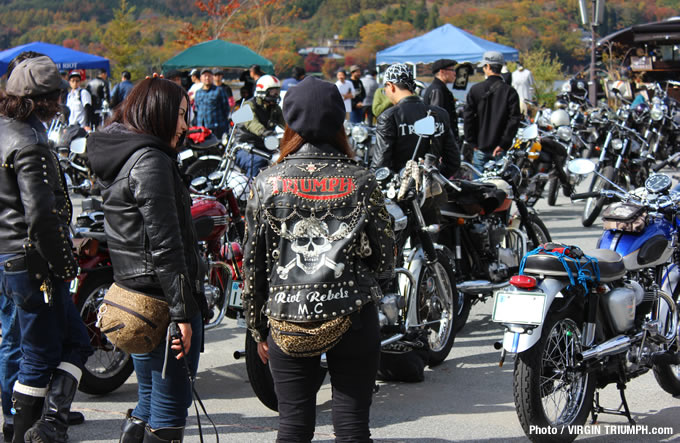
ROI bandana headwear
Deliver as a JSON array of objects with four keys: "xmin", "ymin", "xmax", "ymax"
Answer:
[{"xmin": 383, "ymin": 63, "xmax": 415, "ymax": 92}]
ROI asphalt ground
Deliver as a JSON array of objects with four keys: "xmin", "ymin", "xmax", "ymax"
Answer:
[{"xmin": 62, "ymin": 174, "xmax": 680, "ymax": 442}]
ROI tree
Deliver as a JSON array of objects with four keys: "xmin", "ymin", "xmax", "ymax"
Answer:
[
  {"xmin": 104, "ymin": 0, "xmax": 147, "ymax": 81},
  {"xmin": 426, "ymin": 4, "xmax": 439, "ymax": 30},
  {"xmin": 176, "ymin": 0, "xmax": 242, "ymax": 47},
  {"xmin": 520, "ymin": 48, "xmax": 564, "ymax": 107}
]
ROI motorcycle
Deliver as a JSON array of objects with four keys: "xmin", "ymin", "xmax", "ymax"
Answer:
[
  {"xmin": 241, "ymin": 115, "xmax": 458, "ymax": 412},
  {"xmin": 493, "ymin": 159, "xmax": 680, "ymax": 442},
  {"xmin": 178, "ymin": 126, "xmax": 225, "ymax": 180},
  {"xmin": 344, "ymin": 121, "xmax": 376, "ymax": 166},
  {"xmin": 449, "ymin": 153, "xmax": 552, "ymax": 332},
  {"xmin": 70, "ymin": 198, "xmax": 132, "ymax": 395}
]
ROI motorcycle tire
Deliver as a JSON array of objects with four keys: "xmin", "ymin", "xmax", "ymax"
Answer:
[
  {"xmin": 76, "ymin": 270, "xmax": 135, "ymax": 395},
  {"xmin": 453, "ymin": 292, "xmax": 472, "ymax": 335},
  {"xmin": 581, "ymin": 165, "xmax": 615, "ymax": 228},
  {"xmin": 513, "ymin": 306, "xmax": 595, "ymax": 443},
  {"xmin": 415, "ymin": 248, "xmax": 457, "ymax": 366},
  {"xmin": 523, "ymin": 214, "xmax": 552, "ymax": 250},
  {"xmin": 653, "ymin": 359, "xmax": 680, "ymax": 396},
  {"xmin": 244, "ymin": 329, "xmax": 328, "ymax": 412},
  {"xmin": 185, "ymin": 158, "xmax": 220, "ymax": 181},
  {"xmin": 546, "ymin": 177, "xmax": 559, "ymax": 206}
]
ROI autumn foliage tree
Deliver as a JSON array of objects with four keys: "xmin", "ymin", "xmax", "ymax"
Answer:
[{"xmin": 104, "ymin": 0, "xmax": 148, "ymax": 81}]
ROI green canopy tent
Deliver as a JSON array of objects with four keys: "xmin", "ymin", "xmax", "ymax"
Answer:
[{"xmin": 162, "ymin": 39, "xmax": 274, "ymax": 74}]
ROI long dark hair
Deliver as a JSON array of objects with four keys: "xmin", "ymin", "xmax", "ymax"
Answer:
[
  {"xmin": 116, "ymin": 77, "xmax": 188, "ymax": 145},
  {"xmin": 278, "ymin": 125, "xmax": 354, "ymax": 162}
]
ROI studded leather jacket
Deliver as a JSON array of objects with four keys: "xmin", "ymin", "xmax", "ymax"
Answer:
[
  {"xmin": 0, "ymin": 115, "xmax": 77, "ymax": 279},
  {"xmin": 242, "ymin": 143, "xmax": 395, "ymax": 343}
]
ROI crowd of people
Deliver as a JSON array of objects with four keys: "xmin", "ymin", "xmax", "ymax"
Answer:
[{"xmin": 0, "ymin": 47, "xmax": 532, "ymax": 442}]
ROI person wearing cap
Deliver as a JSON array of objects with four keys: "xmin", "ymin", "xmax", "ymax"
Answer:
[
  {"xmin": 463, "ymin": 51, "xmax": 521, "ymax": 172},
  {"xmin": 187, "ymin": 68, "xmax": 203, "ymax": 121},
  {"xmin": 335, "ymin": 69, "xmax": 355, "ymax": 120},
  {"xmin": 511, "ymin": 64, "xmax": 535, "ymax": 116},
  {"xmin": 424, "ymin": 59, "xmax": 458, "ymax": 139},
  {"xmin": 194, "ymin": 68, "xmax": 230, "ymax": 139},
  {"xmin": 349, "ymin": 65, "xmax": 366, "ymax": 123},
  {"xmin": 212, "ymin": 68, "xmax": 235, "ymax": 110},
  {"xmin": 0, "ymin": 54, "xmax": 92, "ymax": 443},
  {"xmin": 242, "ymin": 75, "xmax": 394, "ymax": 443},
  {"xmin": 110, "ymin": 71, "xmax": 133, "ymax": 109},
  {"xmin": 65, "ymin": 70, "xmax": 94, "ymax": 131},
  {"xmin": 232, "ymin": 74, "xmax": 285, "ymax": 176},
  {"xmin": 372, "ymin": 63, "xmax": 460, "ymax": 179}
]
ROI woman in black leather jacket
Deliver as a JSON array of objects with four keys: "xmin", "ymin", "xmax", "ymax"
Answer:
[
  {"xmin": 88, "ymin": 77, "xmax": 205, "ymax": 443},
  {"xmin": 242, "ymin": 76, "xmax": 395, "ymax": 442}
]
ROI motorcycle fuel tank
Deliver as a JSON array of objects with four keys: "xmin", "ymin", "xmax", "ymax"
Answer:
[
  {"xmin": 597, "ymin": 219, "xmax": 673, "ymax": 270},
  {"xmin": 191, "ymin": 197, "xmax": 228, "ymax": 242}
]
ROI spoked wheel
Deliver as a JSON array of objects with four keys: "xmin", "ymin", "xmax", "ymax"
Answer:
[
  {"xmin": 76, "ymin": 271, "xmax": 134, "ymax": 395},
  {"xmin": 653, "ymin": 299, "xmax": 680, "ymax": 395},
  {"xmin": 416, "ymin": 248, "xmax": 457, "ymax": 366},
  {"xmin": 514, "ymin": 308, "xmax": 595, "ymax": 442},
  {"xmin": 582, "ymin": 166, "xmax": 615, "ymax": 227},
  {"xmin": 453, "ymin": 290, "xmax": 472, "ymax": 334},
  {"xmin": 520, "ymin": 214, "xmax": 552, "ymax": 251}
]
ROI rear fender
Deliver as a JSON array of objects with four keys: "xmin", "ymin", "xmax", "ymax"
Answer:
[{"xmin": 501, "ymin": 278, "xmax": 568, "ymax": 353}]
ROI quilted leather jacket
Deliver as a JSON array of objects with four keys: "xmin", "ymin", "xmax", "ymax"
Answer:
[
  {"xmin": 0, "ymin": 115, "xmax": 77, "ymax": 279},
  {"xmin": 242, "ymin": 143, "xmax": 395, "ymax": 342},
  {"xmin": 372, "ymin": 95, "xmax": 460, "ymax": 177},
  {"xmin": 88, "ymin": 124, "xmax": 203, "ymax": 322}
]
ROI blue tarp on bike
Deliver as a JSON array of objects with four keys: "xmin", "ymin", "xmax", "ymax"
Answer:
[
  {"xmin": 376, "ymin": 24, "xmax": 519, "ymax": 66},
  {"xmin": 0, "ymin": 41, "xmax": 110, "ymax": 77}
]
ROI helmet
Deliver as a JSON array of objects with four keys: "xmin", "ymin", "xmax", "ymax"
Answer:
[
  {"xmin": 383, "ymin": 63, "xmax": 416, "ymax": 92},
  {"xmin": 255, "ymin": 75, "xmax": 282, "ymax": 104},
  {"xmin": 550, "ymin": 109, "xmax": 570, "ymax": 127}
]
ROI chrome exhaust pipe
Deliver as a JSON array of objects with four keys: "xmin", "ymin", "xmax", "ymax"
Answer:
[
  {"xmin": 576, "ymin": 332, "xmax": 642, "ymax": 362},
  {"xmin": 457, "ymin": 280, "xmax": 510, "ymax": 295}
]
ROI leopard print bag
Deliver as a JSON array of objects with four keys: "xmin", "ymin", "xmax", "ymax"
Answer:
[{"xmin": 269, "ymin": 315, "xmax": 352, "ymax": 357}]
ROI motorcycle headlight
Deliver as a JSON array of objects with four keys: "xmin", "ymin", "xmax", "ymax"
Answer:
[
  {"xmin": 351, "ymin": 125, "xmax": 369, "ymax": 143},
  {"xmin": 611, "ymin": 138, "xmax": 623, "ymax": 150},
  {"xmin": 557, "ymin": 126, "xmax": 573, "ymax": 142},
  {"xmin": 650, "ymin": 105, "xmax": 664, "ymax": 121}
]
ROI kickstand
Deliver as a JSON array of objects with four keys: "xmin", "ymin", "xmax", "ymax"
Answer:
[{"xmin": 590, "ymin": 384, "xmax": 636, "ymax": 425}]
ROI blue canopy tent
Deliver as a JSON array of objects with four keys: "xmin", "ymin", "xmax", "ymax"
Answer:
[
  {"xmin": 376, "ymin": 24, "xmax": 519, "ymax": 68},
  {"xmin": 0, "ymin": 41, "xmax": 110, "ymax": 77}
]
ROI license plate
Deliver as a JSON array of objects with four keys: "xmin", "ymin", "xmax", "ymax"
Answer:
[
  {"xmin": 178, "ymin": 150, "xmax": 194, "ymax": 161},
  {"xmin": 228, "ymin": 280, "xmax": 244, "ymax": 308},
  {"xmin": 492, "ymin": 290, "xmax": 546, "ymax": 325}
]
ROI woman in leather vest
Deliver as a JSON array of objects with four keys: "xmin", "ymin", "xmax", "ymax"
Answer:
[
  {"xmin": 88, "ymin": 77, "xmax": 205, "ymax": 443},
  {"xmin": 242, "ymin": 76, "xmax": 395, "ymax": 442}
]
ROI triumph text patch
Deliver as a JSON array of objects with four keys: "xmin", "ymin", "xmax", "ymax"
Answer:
[{"xmin": 267, "ymin": 176, "xmax": 356, "ymax": 200}]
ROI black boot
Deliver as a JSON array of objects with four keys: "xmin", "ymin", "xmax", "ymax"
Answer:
[
  {"xmin": 142, "ymin": 426, "xmax": 184, "ymax": 443},
  {"xmin": 9, "ymin": 392, "xmax": 43, "ymax": 443},
  {"xmin": 119, "ymin": 409, "xmax": 146, "ymax": 443},
  {"xmin": 23, "ymin": 369, "xmax": 79, "ymax": 443},
  {"xmin": 68, "ymin": 411, "xmax": 84, "ymax": 426}
]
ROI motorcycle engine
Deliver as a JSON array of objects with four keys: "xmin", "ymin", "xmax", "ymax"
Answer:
[
  {"xmin": 203, "ymin": 282, "xmax": 222, "ymax": 313},
  {"xmin": 470, "ymin": 218, "xmax": 515, "ymax": 283},
  {"xmin": 379, "ymin": 293, "xmax": 405, "ymax": 327}
]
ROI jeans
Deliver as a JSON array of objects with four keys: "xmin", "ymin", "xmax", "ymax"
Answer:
[
  {"xmin": 0, "ymin": 253, "xmax": 92, "ymax": 389},
  {"xmin": 350, "ymin": 108, "xmax": 365, "ymax": 124},
  {"xmin": 472, "ymin": 149, "xmax": 493, "ymax": 175},
  {"xmin": 131, "ymin": 314, "xmax": 202, "ymax": 429},
  {"xmin": 0, "ymin": 291, "xmax": 20, "ymax": 423},
  {"xmin": 235, "ymin": 149, "xmax": 269, "ymax": 178},
  {"xmin": 267, "ymin": 303, "xmax": 380, "ymax": 443}
]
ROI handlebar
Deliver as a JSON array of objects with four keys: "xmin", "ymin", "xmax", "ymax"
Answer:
[
  {"xmin": 250, "ymin": 147, "xmax": 273, "ymax": 161},
  {"xmin": 652, "ymin": 152, "xmax": 680, "ymax": 172},
  {"xmin": 571, "ymin": 192, "xmax": 602, "ymax": 200}
]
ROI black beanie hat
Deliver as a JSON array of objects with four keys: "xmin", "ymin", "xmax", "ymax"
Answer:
[{"xmin": 283, "ymin": 76, "xmax": 345, "ymax": 143}]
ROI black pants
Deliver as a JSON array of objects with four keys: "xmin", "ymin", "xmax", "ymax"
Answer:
[{"xmin": 267, "ymin": 303, "xmax": 380, "ymax": 443}]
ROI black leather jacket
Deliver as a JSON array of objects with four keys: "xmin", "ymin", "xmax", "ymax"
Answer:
[
  {"xmin": 88, "ymin": 124, "xmax": 204, "ymax": 322},
  {"xmin": 373, "ymin": 95, "xmax": 460, "ymax": 177},
  {"xmin": 0, "ymin": 115, "xmax": 77, "ymax": 279},
  {"xmin": 242, "ymin": 143, "xmax": 395, "ymax": 342},
  {"xmin": 424, "ymin": 77, "xmax": 457, "ymax": 129}
]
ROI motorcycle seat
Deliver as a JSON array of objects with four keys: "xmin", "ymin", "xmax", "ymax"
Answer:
[{"xmin": 522, "ymin": 248, "xmax": 625, "ymax": 283}]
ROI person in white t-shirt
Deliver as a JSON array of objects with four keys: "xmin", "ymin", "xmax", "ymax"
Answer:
[
  {"xmin": 66, "ymin": 71, "xmax": 93, "ymax": 131},
  {"xmin": 188, "ymin": 68, "xmax": 203, "ymax": 124},
  {"xmin": 335, "ymin": 69, "xmax": 355, "ymax": 120}
]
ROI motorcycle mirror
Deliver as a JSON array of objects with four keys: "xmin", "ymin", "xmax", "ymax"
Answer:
[
  {"xmin": 567, "ymin": 158, "xmax": 596, "ymax": 175},
  {"xmin": 520, "ymin": 124, "xmax": 539, "ymax": 140},
  {"xmin": 413, "ymin": 116, "xmax": 435, "ymax": 136},
  {"xmin": 231, "ymin": 106, "xmax": 254, "ymax": 125},
  {"xmin": 70, "ymin": 138, "xmax": 87, "ymax": 155},
  {"xmin": 264, "ymin": 135, "xmax": 279, "ymax": 151}
]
